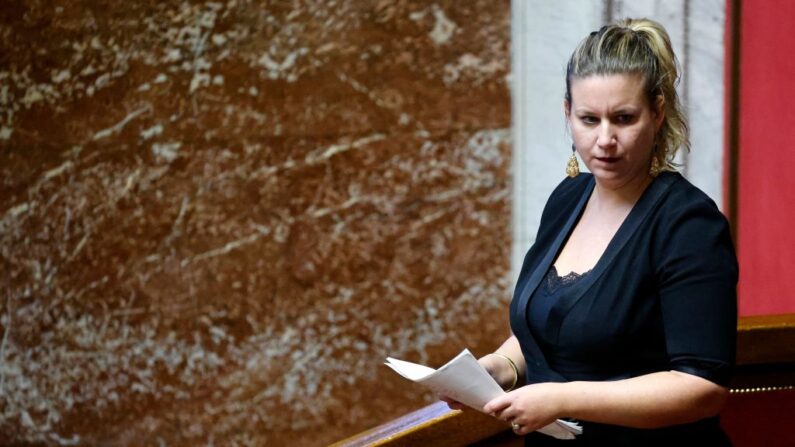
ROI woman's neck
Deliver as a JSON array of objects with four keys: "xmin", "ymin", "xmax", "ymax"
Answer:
[{"xmin": 592, "ymin": 172, "xmax": 654, "ymax": 212}]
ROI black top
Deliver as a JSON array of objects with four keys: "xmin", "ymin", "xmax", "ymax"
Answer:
[
  {"xmin": 509, "ymin": 172, "xmax": 738, "ymax": 445},
  {"xmin": 528, "ymin": 267, "xmax": 596, "ymax": 379}
]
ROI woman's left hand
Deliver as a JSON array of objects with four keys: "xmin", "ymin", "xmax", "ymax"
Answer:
[{"xmin": 483, "ymin": 382, "xmax": 566, "ymax": 436}]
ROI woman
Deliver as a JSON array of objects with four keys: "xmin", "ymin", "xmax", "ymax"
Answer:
[{"xmin": 444, "ymin": 18, "xmax": 738, "ymax": 445}]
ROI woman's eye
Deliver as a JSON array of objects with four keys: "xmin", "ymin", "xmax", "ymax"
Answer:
[
  {"xmin": 615, "ymin": 114, "xmax": 635, "ymax": 124},
  {"xmin": 580, "ymin": 116, "xmax": 598, "ymax": 124}
]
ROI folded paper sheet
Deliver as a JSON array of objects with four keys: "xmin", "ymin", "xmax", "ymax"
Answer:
[{"xmin": 385, "ymin": 349, "xmax": 582, "ymax": 440}]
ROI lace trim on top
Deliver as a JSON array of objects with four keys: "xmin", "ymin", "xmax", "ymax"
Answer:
[{"xmin": 545, "ymin": 265, "xmax": 591, "ymax": 293}]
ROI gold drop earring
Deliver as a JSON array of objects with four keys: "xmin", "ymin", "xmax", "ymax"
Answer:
[
  {"xmin": 649, "ymin": 145, "xmax": 662, "ymax": 177},
  {"xmin": 566, "ymin": 144, "xmax": 580, "ymax": 177},
  {"xmin": 649, "ymin": 157, "xmax": 662, "ymax": 177}
]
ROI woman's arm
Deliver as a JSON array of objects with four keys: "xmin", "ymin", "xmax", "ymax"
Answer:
[
  {"xmin": 481, "ymin": 185, "xmax": 737, "ymax": 433},
  {"xmin": 484, "ymin": 370, "xmax": 728, "ymax": 435},
  {"xmin": 440, "ymin": 335, "xmax": 527, "ymax": 410},
  {"xmin": 482, "ymin": 335, "xmax": 526, "ymax": 391}
]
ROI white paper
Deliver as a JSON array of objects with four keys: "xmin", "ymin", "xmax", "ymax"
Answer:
[{"xmin": 385, "ymin": 349, "xmax": 582, "ymax": 440}]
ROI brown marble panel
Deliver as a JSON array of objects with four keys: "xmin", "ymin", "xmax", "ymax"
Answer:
[{"xmin": 0, "ymin": 1, "xmax": 511, "ymax": 445}]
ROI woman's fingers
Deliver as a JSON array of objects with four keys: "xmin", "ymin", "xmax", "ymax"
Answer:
[
  {"xmin": 485, "ymin": 390, "xmax": 546, "ymax": 435},
  {"xmin": 512, "ymin": 422, "xmax": 532, "ymax": 436},
  {"xmin": 483, "ymin": 394, "xmax": 512, "ymax": 415}
]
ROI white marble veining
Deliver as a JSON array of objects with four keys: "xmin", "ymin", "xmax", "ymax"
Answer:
[{"xmin": 0, "ymin": 2, "xmax": 513, "ymax": 445}]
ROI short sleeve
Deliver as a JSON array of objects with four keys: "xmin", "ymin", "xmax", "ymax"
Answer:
[{"xmin": 656, "ymin": 193, "xmax": 738, "ymax": 386}]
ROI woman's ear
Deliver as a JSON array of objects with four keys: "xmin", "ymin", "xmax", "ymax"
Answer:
[
  {"xmin": 564, "ymin": 100, "xmax": 571, "ymax": 120},
  {"xmin": 653, "ymin": 96, "xmax": 665, "ymax": 130}
]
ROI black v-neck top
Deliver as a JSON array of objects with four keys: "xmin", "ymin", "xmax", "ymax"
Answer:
[{"xmin": 510, "ymin": 172, "xmax": 738, "ymax": 445}]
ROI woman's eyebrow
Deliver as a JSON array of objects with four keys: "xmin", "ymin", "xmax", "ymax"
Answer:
[{"xmin": 612, "ymin": 108, "xmax": 638, "ymax": 114}]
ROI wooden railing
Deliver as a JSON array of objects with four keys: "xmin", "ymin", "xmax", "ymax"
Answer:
[{"xmin": 331, "ymin": 314, "xmax": 795, "ymax": 447}]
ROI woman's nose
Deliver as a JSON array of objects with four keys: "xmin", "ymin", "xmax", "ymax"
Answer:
[{"xmin": 596, "ymin": 123, "xmax": 617, "ymax": 147}]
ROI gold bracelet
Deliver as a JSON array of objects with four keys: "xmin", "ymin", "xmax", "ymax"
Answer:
[{"xmin": 490, "ymin": 353, "xmax": 519, "ymax": 391}]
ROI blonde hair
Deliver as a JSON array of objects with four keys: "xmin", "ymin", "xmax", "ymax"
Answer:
[{"xmin": 565, "ymin": 18, "xmax": 689, "ymax": 171}]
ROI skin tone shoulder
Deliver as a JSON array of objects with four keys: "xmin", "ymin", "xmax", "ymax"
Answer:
[{"xmin": 442, "ymin": 72, "xmax": 729, "ymax": 435}]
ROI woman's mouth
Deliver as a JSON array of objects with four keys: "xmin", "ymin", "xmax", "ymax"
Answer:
[{"xmin": 595, "ymin": 156, "xmax": 620, "ymax": 163}]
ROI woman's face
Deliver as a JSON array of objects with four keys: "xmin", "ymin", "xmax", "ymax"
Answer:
[{"xmin": 565, "ymin": 73, "xmax": 664, "ymax": 190}]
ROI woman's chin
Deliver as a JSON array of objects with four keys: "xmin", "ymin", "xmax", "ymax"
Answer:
[
  {"xmin": 588, "ymin": 167, "xmax": 624, "ymax": 182},
  {"xmin": 590, "ymin": 168, "xmax": 652, "ymax": 191}
]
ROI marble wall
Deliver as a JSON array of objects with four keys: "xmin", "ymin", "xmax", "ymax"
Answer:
[{"xmin": 0, "ymin": 1, "xmax": 511, "ymax": 446}]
